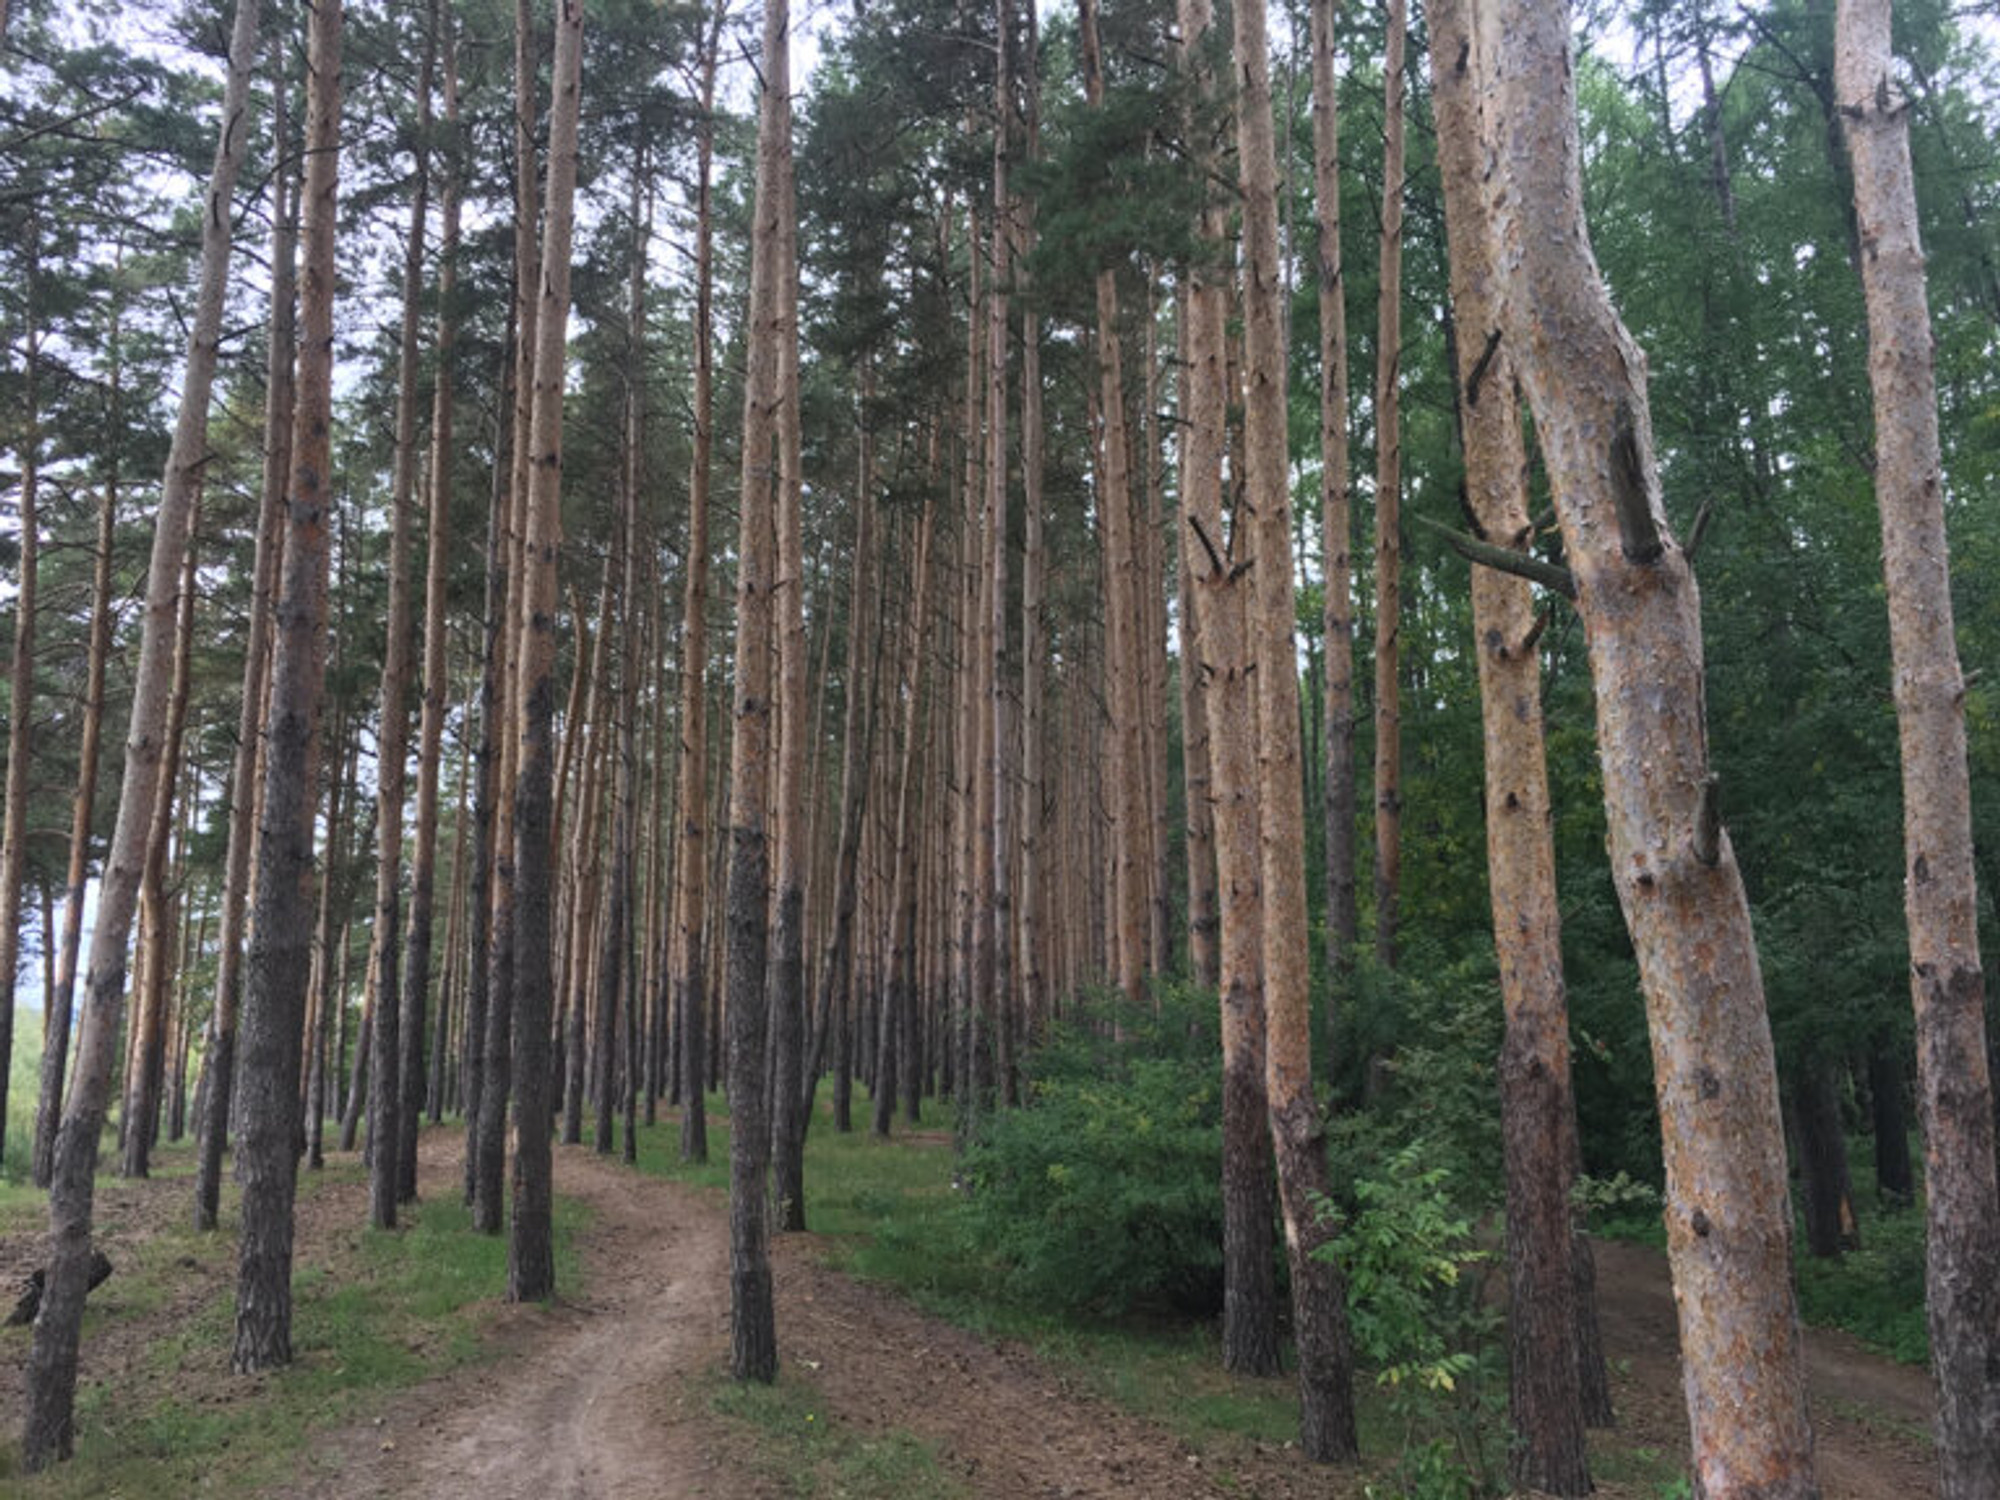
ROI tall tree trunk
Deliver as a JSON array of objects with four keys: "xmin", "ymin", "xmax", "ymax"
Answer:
[
  {"xmin": 768, "ymin": 72, "xmax": 809, "ymax": 1228},
  {"xmin": 21, "ymin": 0, "xmax": 262, "ymax": 1464},
  {"xmin": 596, "ymin": 149, "xmax": 649, "ymax": 1159},
  {"xmin": 1794, "ymin": 1057, "xmax": 1860, "ymax": 1258},
  {"xmin": 1867, "ymin": 1037, "xmax": 1913, "ymax": 1206},
  {"xmin": 986, "ymin": 0, "xmax": 1016, "ymax": 1107},
  {"xmin": 507, "ymin": 0, "xmax": 583, "ymax": 1304},
  {"xmin": 230, "ymin": 0, "xmax": 342, "ymax": 1377},
  {"xmin": 1836, "ymin": 5, "xmax": 2000, "ymax": 1488},
  {"xmin": 1017, "ymin": 7, "xmax": 1050, "ymax": 1044},
  {"xmin": 811, "ymin": 377, "xmax": 877, "ymax": 1142},
  {"xmin": 1482, "ymin": 2, "xmax": 1818, "ymax": 1492},
  {"xmin": 1429, "ymin": 0, "xmax": 1587, "ymax": 1486},
  {"xmin": 194, "ymin": 38, "xmax": 296, "ymax": 1227},
  {"xmin": 368, "ymin": 11, "xmax": 436, "ymax": 1231},
  {"xmin": 1371, "ymin": 0, "xmax": 1406, "ymax": 972},
  {"xmin": 1311, "ymin": 0, "xmax": 1357, "ymax": 992},
  {"xmin": 307, "ymin": 701, "xmax": 355, "ymax": 1171},
  {"xmin": 403, "ymin": 0, "xmax": 458, "ymax": 1198},
  {"xmin": 675, "ymin": 0, "xmax": 726, "ymax": 1167},
  {"xmin": 1236, "ymin": 0, "xmax": 1360, "ymax": 1456},
  {"xmin": 1078, "ymin": 0, "xmax": 1149, "ymax": 1012},
  {"xmin": 727, "ymin": 0, "xmax": 790, "ymax": 1379},
  {"xmin": 1179, "ymin": 0, "xmax": 1283, "ymax": 1381}
]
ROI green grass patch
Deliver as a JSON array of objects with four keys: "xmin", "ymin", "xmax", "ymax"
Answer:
[
  {"xmin": 0, "ymin": 1137, "xmax": 584, "ymax": 1497},
  {"xmin": 707, "ymin": 1367, "xmax": 966, "ymax": 1499}
]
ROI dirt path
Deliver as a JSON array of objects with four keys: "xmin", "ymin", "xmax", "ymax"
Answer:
[
  {"xmin": 1590, "ymin": 1239, "xmax": 1936, "ymax": 1499},
  {"xmin": 275, "ymin": 1139, "xmax": 1940, "ymax": 1500}
]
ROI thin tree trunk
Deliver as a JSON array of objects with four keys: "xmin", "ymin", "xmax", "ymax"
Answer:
[
  {"xmin": 1795, "ymin": 1058, "xmax": 1860, "ymax": 1258},
  {"xmin": 1235, "ymin": 0, "xmax": 1359, "ymax": 1455},
  {"xmin": 506, "ymin": 0, "xmax": 583, "ymax": 1304},
  {"xmin": 22, "ymin": 0, "xmax": 262, "ymax": 1464},
  {"xmin": 1482, "ymin": 3, "xmax": 1817, "ymax": 1491},
  {"xmin": 1017, "ymin": 7, "xmax": 1050, "ymax": 1042},
  {"xmin": 1078, "ymin": 0, "xmax": 1149, "ymax": 1013},
  {"xmin": 1836, "ymin": 5, "xmax": 2000, "ymax": 1487},
  {"xmin": 1311, "ymin": 0, "xmax": 1357, "ymax": 992},
  {"xmin": 0, "ymin": 280, "xmax": 39, "ymax": 1175},
  {"xmin": 1429, "ymin": 0, "xmax": 1587, "ymax": 1485},
  {"xmin": 1868, "ymin": 1037, "xmax": 1913, "ymax": 1206},
  {"xmin": 402, "ymin": 0, "xmax": 458, "ymax": 1199},
  {"xmin": 367, "ymin": 11, "xmax": 436, "ymax": 1230},
  {"xmin": 986, "ymin": 0, "xmax": 1015, "ymax": 1105},
  {"xmin": 230, "ymin": 0, "xmax": 342, "ymax": 1377},
  {"xmin": 37, "ymin": 458, "xmax": 116, "ymax": 1189},
  {"xmin": 1371, "ymin": 0, "xmax": 1406, "ymax": 972}
]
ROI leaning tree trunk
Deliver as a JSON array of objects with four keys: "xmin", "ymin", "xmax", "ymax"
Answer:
[
  {"xmin": 1311, "ymin": 0, "xmax": 1357, "ymax": 993},
  {"xmin": 1429, "ymin": 0, "xmax": 1587, "ymax": 1486},
  {"xmin": 507, "ymin": 0, "xmax": 583, "ymax": 1304},
  {"xmin": 1836, "ymin": 4, "xmax": 2000, "ymax": 1490},
  {"xmin": 367, "ymin": 11, "xmax": 435, "ymax": 1231},
  {"xmin": 726, "ymin": 0, "xmax": 791, "ymax": 1380},
  {"xmin": 1235, "ymin": 0, "xmax": 1360, "ymax": 1457},
  {"xmin": 1481, "ymin": 1, "xmax": 1818, "ymax": 1493},
  {"xmin": 21, "ymin": 0, "xmax": 262, "ymax": 1466},
  {"xmin": 1371, "ymin": 0, "xmax": 1406, "ymax": 972},
  {"xmin": 231, "ymin": 0, "xmax": 343, "ymax": 1378},
  {"xmin": 193, "ymin": 39, "xmax": 296, "ymax": 1228},
  {"xmin": 1178, "ymin": 0, "xmax": 1282, "ymax": 1382},
  {"xmin": 123, "ymin": 510, "xmax": 200, "ymax": 1180}
]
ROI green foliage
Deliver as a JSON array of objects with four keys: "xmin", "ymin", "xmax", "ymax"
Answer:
[
  {"xmin": 1316, "ymin": 1143, "xmax": 1505, "ymax": 1500},
  {"xmin": 954, "ymin": 985, "xmax": 1228, "ymax": 1317},
  {"xmin": 1793, "ymin": 1188, "xmax": 1931, "ymax": 1365}
]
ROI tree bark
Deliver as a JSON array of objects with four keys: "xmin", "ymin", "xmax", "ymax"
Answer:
[
  {"xmin": 21, "ymin": 0, "xmax": 263, "ymax": 1463},
  {"xmin": 1178, "ymin": 0, "xmax": 1283, "ymax": 1382},
  {"xmin": 229, "ymin": 0, "xmax": 343, "ymax": 1378},
  {"xmin": 36, "ymin": 429, "xmax": 117, "ymax": 1190},
  {"xmin": 506, "ymin": 0, "xmax": 583, "ymax": 1304},
  {"xmin": 0, "ymin": 279, "xmax": 39, "ymax": 1175},
  {"xmin": 1835, "ymin": 5, "xmax": 2000, "ymax": 1488},
  {"xmin": 1867, "ymin": 1037, "xmax": 1913, "ymax": 1206},
  {"xmin": 1078, "ymin": 0, "xmax": 1149, "ymax": 1014},
  {"xmin": 1428, "ymin": 0, "xmax": 1588, "ymax": 1486},
  {"xmin": 1482, "ymin": 1, "xmax": 1818, "ymax": 1491},
  {"xmin": 1371, "ymin": 0, "xmax": 1406, "ymax": 972},
  {"xmin": 193, "ymin": 37, "xmax": 296, "ymax": 1225},
  {"xmin": 1235, "ymin": 0, "xmax": 1360, "ymax": 1455},
  {"xmin": 367, "ymin": 9, "xmax": 436, "ymax": 1230},
  {"xmin": 1311, "ymin": 0, "xmax": 1357, "ymax": 992},
  {"xmin": 402, "ymin": 0, "xmax": 457, "ymax": 1200},
  {"xmin": 725, "ymin": 0, "xmax": 791, "ymax": 1381},
  {"xmin": 122, "ymin": 508, "xmax": 200, "ymax": 1180}
]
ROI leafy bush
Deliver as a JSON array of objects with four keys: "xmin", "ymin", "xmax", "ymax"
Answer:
[
  {"xmin": 1317, "ymin": 1142, "xmax": 1506, "ymax": 1500},
  {"xmin": 954, "ymin": 984, "xmax": 1229, "ymax": 1317}
]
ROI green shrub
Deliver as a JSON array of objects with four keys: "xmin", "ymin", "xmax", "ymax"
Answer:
[
  {"xmin": 955, "ymin": 985, "xmax": 1228, "ymax": 1317},
  {"xmin": 1317, "ymin": 1142, "xmax": 1506, "ymax": 1500}
]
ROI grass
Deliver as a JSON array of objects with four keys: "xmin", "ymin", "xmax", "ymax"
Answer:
[
  {"xmin": 0, "ymin": 1133, "xmax": 584, "ymax": 1497},
  {"xmin": 707, "ymin": 1366, "xmax": 966, "ymax": 1499}
]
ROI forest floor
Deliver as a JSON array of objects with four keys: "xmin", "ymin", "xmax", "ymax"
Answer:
[{"xmin": 0, "ymin": 1120, "xmax": 1940, "ymax": 1500}]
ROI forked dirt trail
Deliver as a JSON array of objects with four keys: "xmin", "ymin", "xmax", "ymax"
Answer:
[{"xmin": 275, "ymin": 1135, "xmax": 1938, "ymax": 1500}]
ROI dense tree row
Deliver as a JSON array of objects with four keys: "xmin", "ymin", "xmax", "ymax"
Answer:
[{"xmin": 2, "ymin": 0, "xmax": 1997, "ymax": 1491}]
